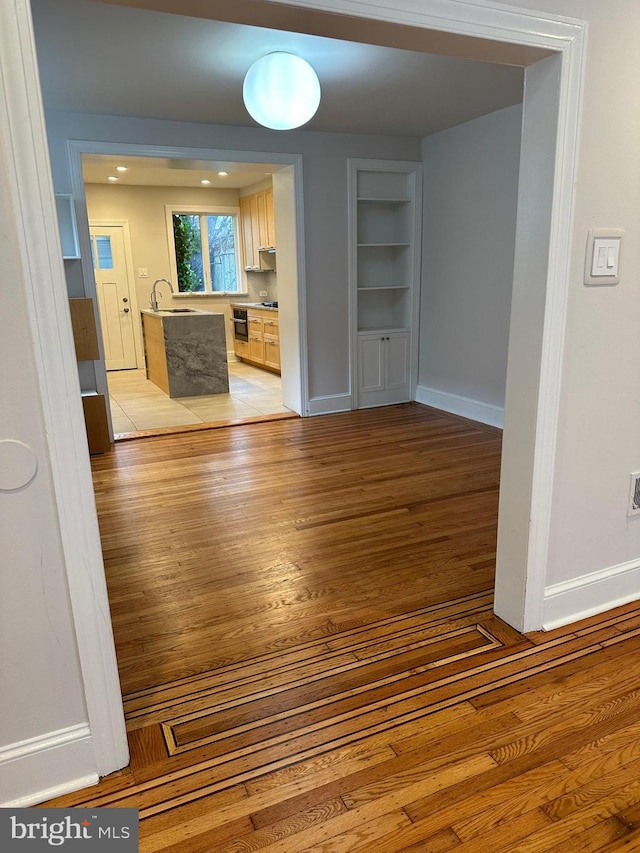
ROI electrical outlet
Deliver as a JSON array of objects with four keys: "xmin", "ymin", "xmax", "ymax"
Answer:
[
  {"xmin": 259, "ymin": 291, "xmax": 268, "ymax": 297},
  {"xmin": 628, "ymin": 472, "xmax": 640, "ymax": 517},
  {"xmin": 138, "ymin": 268, "xmax": 148, "ymax": 278}
]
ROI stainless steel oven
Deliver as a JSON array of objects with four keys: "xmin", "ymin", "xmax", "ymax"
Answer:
[{"xmin": 232, "ymin": 307, "xmax": 248, "ymax": 342}]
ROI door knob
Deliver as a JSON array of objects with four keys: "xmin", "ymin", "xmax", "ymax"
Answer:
[
  {"xmin": 123, "ymin": 308, "xmax": 130, "ymax": 313},
  {"xmin": 122, "ymin": 297, "xmax": 129, "ymax": 303}
]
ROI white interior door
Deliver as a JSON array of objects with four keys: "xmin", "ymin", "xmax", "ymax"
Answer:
[{"xmin": 90, "ymin": 224, "xmax": 137, "ymax": 370}]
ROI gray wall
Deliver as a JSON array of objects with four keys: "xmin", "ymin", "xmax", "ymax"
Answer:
[{"xmin": 418, "ymin": 105, "xmax": 522, "ymax": 422}]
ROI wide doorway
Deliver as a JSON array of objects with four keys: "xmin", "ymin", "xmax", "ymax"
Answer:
[{"xmin": 80, "ymin": 150, "xmax": 304, "ymax": 439}]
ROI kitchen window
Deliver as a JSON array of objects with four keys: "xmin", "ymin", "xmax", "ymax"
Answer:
[{"xmin": 166, "ymin": 205, "xmax": 242, "ymax": 294}]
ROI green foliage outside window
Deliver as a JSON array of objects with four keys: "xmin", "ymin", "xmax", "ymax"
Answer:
[{"xmin": 172, "ymin": 214, "xmax": 204, "ymax": 292}]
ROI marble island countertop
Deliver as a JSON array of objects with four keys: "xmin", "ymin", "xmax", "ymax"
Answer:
[{"xmin": 140, "ymin": 308, "xmax": 222, "ymax": 317}]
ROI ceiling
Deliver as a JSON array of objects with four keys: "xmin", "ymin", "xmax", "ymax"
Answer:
[
  {"xmin": 31, "ymin": 0, "xmax": 524, "ymax": 140},
  {"xmin": 81, "ymin": 154, "xmax": 284, "ymax": 188}
]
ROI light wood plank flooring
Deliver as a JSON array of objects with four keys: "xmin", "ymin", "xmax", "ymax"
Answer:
[
  {"xmin": 45, "ymin": 404, "xmax": 640, "ymax": 851},
  {"xmin": 108, "ymin": 361, "xmax": 289, "ymax": 436}
]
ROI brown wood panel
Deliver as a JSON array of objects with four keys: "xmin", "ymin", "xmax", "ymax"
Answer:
[
  {"xmin": 81, "ymin": 393, "xmax": 111, "ymax": 454},
  {"xmin": 142, "ymin": 311, "xmax": 169, "ymax": 394},
  {"xmin": 69, "ymin": 297, "xmax": 100, "ymax": 360},
  {"xmin": 40, "ymin": 404, "xmax": 640, "ymax": 852}
]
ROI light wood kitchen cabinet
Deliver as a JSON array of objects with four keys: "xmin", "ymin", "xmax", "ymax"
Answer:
[
  {"xmin": 261, "ymin": 314, "xmax": 279, "ymax": 337},
  {"xmin": 249, "ymin": 332, "xmax": 265, "ymax": 363},
  {"xmin": 239, "ymin": 187, "xmax": 276, "ymax": 271},
  {"xmin": 264, "ymin": 335, "xmax": 281, "ymax": 371},
  {"xmin": 239, "ymin": 195, "xmax": 260, "ymax": 270},
  {"xmin": 233, "ymin": 306, "xmax": 280, "ymax": 374},
  {"xmin": 256, "ymin": 188, "xmax": 276, "ymax": 250},
  {"xmin": 234, "ymin": 337, "xmax": 250, "ymax": 359}
]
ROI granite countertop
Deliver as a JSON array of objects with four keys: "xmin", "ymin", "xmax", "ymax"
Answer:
[{"xmin": 230, "ymin": 302, "xmax": 279, "ymax": 312}]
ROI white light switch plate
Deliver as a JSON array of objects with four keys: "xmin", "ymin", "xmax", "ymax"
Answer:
[{"xmin": 584, "ymin": 229, "xmax": 623, "ymax": 285}]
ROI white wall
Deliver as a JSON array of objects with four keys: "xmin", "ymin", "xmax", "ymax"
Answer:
[
  {"xmin": 45, "ymin": 112, "xmax": 421, "ymax": 410},
  {"xmin": 0, "ymin": 4, "xmax": 97, "ymax": 805},
  {"xmin": 0, "ymin": 184, "xmax": 91, "ymax": 805},
  {"xmin": 489, "ymin": 0, "xmax": 640, "ymax": 622},
  {"xmin": 417, "ymin": 105, "xmax": 522, "ymax": 427}
]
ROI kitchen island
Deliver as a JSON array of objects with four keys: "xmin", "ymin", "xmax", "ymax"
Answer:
[{"xmin": 141, "ymin": 308, "xmax": 229, "ymax": 398}]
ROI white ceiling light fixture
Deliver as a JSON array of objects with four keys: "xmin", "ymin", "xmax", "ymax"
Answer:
[
  {"xmin": 243, "ymin": 52, "xmax": 321, "ymax": 130},
  {"xmin": 107, "ymin": 176, "xmax": 118, "ymax": 182},
  {"xmin": 116, "ymin": 166, "xmax": 128, "ymax": 172},
  {"xmin": 201, "ymin": 179, "xmax": 211, "ymax": 185}
]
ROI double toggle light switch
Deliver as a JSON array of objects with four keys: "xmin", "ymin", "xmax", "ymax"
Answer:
[{"xmin": 584, "ymin": 228, "xmax": 623, "ymax": 285}]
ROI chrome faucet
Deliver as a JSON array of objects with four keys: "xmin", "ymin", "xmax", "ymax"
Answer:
[{"xmin": 150, "ymin": 278, "xmax": 174, "ymax": 312}]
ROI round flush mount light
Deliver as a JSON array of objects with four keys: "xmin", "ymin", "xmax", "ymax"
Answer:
[
  {"xmin": 243, "ymin": 52, "xmax": 321, "ymax": 130},
  {"xmin": 107, "ymin": 176, "xmax": 118, "ymax": 182}
]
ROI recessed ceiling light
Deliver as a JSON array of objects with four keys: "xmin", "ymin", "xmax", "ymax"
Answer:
[
  {"xmin": 116, "ymin": 166, "xmax": 128, "ymax": 172},
  {"xmin": 217, "ymin": 171, "xmax": 228, "ymax": 177},
  {"xmin": 107, "ymin": 176, "xmax": 118, "ymax": 182},
  {"xmin": 201, "ymin": 179, "xmax": 211, "ymax": 185}
]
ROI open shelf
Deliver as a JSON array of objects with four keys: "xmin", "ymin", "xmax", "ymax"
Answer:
[
  {"xmin": 357, "ymin": 244, "xmax": 412, "ymax": 290},
  {"xmin": 357, "ymin": 170, "xmax": 412, "ymax": 200},
  {"xmin": 350, "ymin": 159, "xmax": 421, "ymax": 409},
  {"xmin": 357, "ymin": 286, "xmax": 412, "ymax": 331},
  {"xmin": 357, "ymin": 199, "xmax": 413, "ymax": 244}
]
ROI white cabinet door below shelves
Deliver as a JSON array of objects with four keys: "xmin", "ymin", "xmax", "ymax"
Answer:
[
  {"xmin": 358, "ymin": 335, "xmax": 385, "ymax": 393},
  {"xmin": 385, "ymin": 332, "xmax": 409, "ymax": 390},
  {"xmin": 357, "ymin": 331, "xmax": 410, "ymax": 407}
]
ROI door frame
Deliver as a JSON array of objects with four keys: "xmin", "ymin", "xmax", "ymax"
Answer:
[
  {"xmin": 3, "ymin": 0, "xmax": 587, "ymax": 779},
  {"xmin": 89, "ymin": 220, "xmax": 144, "ymax": 375},
  {"xmin": 70, "ymin": 140, "xmax": 308, "ymax": 419}
]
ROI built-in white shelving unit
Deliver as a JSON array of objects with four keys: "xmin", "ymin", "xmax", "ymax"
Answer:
[
  {"xmin": 55, "ymin": 193, "xmax": 80, "ymax": 259},
  {"xmin": 349, "ymin": 159, "xmax": 422, "ymax": 409}
]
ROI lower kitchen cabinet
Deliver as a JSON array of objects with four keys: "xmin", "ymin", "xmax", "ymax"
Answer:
[
  {"xmin": 234, "ymin": 338, "xmax": 250, "ymax": 359},
  {"xmin": 264, "ymin": 335, "xmax": 281, "ymax": 371},
  {"xmin": 233, "ymin": 306, "xmax": 281, "ymax": 374},
  {"xmin": 357, "ymin": 330, "xmax": 410, "ymax": 407},
  {"xmin": 249, "ymin": 332, "xmax": 266, "ymax": 363}
]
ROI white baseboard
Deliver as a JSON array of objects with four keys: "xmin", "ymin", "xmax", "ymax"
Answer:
[
  {"xmin": 415, "ymin": 385, "xmax": 504, "ymax": 429},
  {"xmin": 543, "ymin": 557, "xmax": 640, "ymax": 630},
  {"xmin": 307, "ymin": 393, "xmax": 352, "ymax": 416},
  {"xmin": 0, "ymin": 723, "xmax": 98, "ymax": 807}
]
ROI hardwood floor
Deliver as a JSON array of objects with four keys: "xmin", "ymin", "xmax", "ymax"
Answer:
[{"xmin": 45, "ymin": 404, "xmax": 640, "ymax": 851}]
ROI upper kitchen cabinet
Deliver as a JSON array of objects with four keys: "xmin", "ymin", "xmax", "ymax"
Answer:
[
  {"xmin": 349, "ymin": 159, "xmax": 422, "ymax": 409},
  {"xmin": 240, "ymin": 194, "xmax": 260, "ymax": 271},
  {"xmin": 240, "ymin": 186, "xmax": 276, "ymax": 272},
  {"xmin": 256, "ymin": 188, "xmax": 276, "ymax": 250}
]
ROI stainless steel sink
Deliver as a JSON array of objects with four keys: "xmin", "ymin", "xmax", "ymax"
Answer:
[{"xmin": 158, "ymin": 308, "xmax": 197, "ymax": 313}]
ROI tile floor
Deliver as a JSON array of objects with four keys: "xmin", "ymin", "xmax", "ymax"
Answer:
[{"xmin": 107, "ymin": 361, "xmax": 290, "ymax": 436}]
